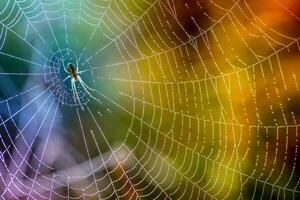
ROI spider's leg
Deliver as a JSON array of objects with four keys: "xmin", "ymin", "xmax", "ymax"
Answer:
[
  {"xmin": 62, "ymin": 76, "xmax": 70, "ymax": 82},
  {"xmin": 71, "ymin": 79, "xmax": 77, "ymax": 102},
  {"xmin": 78, "ymin": 77, "xmax": 96, "ymax": 91},
  {"xmin": 78, "ymin": 77, "xmax": 102, "ymax": 105},
  {"xmin": 72, "ymin": 80, "xmax": 84, "ymax": 110},
  {"xmin": 64, "ymin": 65, "xmax": 69, "ymax": 74},
  {"xmin": 76, "ymin": 59, "xmax": 79, "ymax": 71}
]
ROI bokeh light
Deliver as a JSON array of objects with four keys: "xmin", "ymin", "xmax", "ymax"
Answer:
[{"xmin": 1, "ymin": 0, "xmax": 300, "ymax": 199}]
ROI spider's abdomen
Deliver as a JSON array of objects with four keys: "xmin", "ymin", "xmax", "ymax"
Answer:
[{"xmin": 67, "ymin": 64, "xmax": 78, "ymax": 80}]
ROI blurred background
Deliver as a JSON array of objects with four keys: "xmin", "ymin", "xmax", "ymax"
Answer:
[{"xmin": 1, "ymin": 0, "xmax": 300, "ymax": 199}]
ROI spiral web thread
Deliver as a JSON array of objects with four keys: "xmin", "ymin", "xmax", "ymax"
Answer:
[{"xmin": 0, "ymin": 0, "xmax": 300, "ymax": 199}]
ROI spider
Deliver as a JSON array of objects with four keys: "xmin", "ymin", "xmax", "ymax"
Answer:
[{"xmin": 63, "ymin": 63, "xmax": 100, "ymax": 109}]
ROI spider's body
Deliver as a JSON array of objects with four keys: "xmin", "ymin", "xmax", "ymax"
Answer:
[
  {"xmin": 63, "ymin": 63, "xmax": 100, "ymax": 109},
  {"xmin": 66, "ymin": 63, "xmax": 78, "ymax": 80}
]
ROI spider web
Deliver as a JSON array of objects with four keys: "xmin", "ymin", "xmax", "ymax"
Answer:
[{"xmin": 0, "ymin": 0, "xmax": 300, "ymax": 199}]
